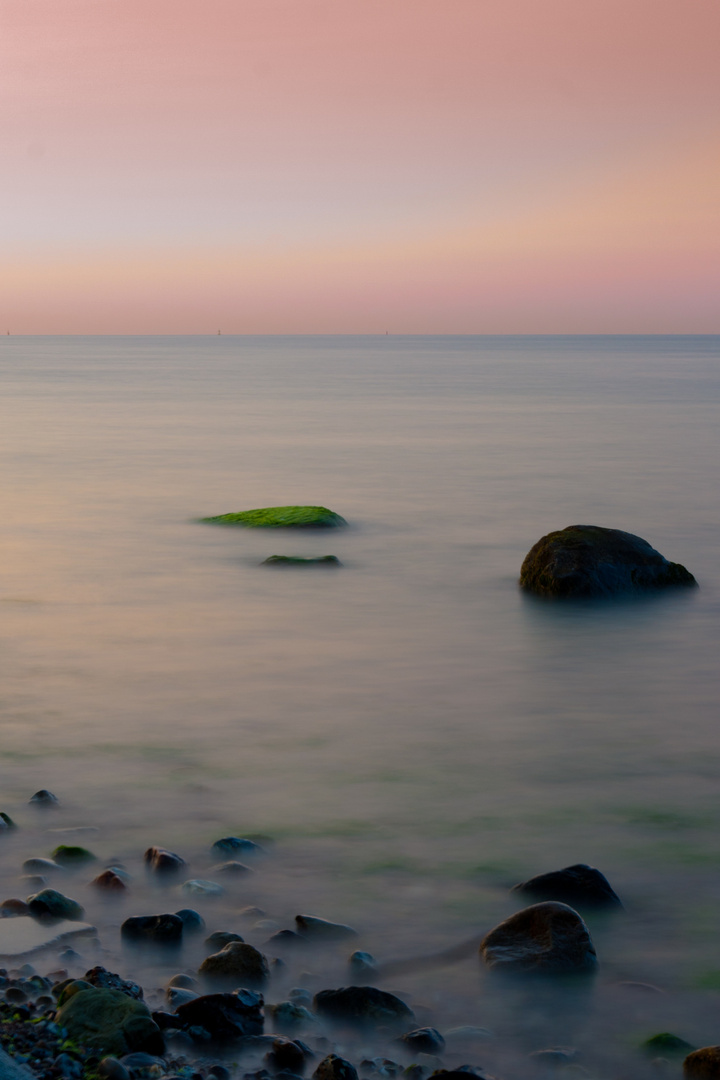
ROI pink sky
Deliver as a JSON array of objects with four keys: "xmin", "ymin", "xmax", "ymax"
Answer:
[{"xmin": 2, "ymin": 0, "xmax": 719, "ymax": 333}]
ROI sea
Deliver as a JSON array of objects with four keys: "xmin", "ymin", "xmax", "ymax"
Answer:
[{"xmin": 0, "ymin": 334, "xmax": 719, "ymax": 1074}]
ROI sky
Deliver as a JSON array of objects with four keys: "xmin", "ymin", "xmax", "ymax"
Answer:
[{"xmin": 2, "ymin": 0, "xmax": 719, "ymax": 334}]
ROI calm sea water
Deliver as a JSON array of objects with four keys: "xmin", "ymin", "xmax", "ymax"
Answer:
[{"xmin": 1, "ymin": 335, "xmax": 719, "ymax": 1070}]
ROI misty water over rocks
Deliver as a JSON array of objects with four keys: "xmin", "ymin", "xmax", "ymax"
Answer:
[{"xmin": 0, "ymin": 335, "xmax": 719, "ymax": 1077}]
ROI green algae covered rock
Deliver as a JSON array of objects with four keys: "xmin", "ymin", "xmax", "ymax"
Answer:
[
  {"xmin": 55, "ymin": 987, "xmax": 164, "ymax": 1056},
  {"xmin": 201, "ymin": 505, "xmax": 347, "ymax": 529},
  {"xmin": 642, "ymin": 1033, "xmax": 695, "ymax": 1056},
  {"xmin": 261, "ymin": 555, "xmax": 342, "ymax": 567},
  {"xmin": 52, "ymin": 844, "xmax": 97, "ymax": 867},
  {"xmin": 520, "ymin": 525, "xmax": 696, "ymax": 598}
]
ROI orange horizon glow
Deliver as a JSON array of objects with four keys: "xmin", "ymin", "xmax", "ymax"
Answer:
[{"xmin": 2, "ymin": 0, "xmax": 719, "ymax": 333}]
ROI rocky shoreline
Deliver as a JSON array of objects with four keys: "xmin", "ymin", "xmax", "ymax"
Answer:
[{"xmin": 1, "ymin": 794, "xmax": 718, "ymax": 1080}]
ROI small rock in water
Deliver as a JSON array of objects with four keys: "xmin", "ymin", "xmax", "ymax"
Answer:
[
  {"xmin": 84, "ymin": 965, "xmax": 144, "ymax": 1000},
  {"xmin": 296, "ymin": 915, "xmax": 358, "ymax": 941},
  {"xmin": 167, "ymin": 973, "xmax": 198, "ymax": 989},
  {"xmin": 643, "ymin": 1034, "xmax": 696, "ymax": 1057},
  {"xmin": 314, "ymin": 1054, "xmax": 359, "ymax": 1080},
  {"xmin": 261, "ymin": 555, "xmax": 342, "ymax": 567},
  {"xmin": 29, "ymin": 789, "xmax": 58, "ymax": 806},
  {"xmin": 511, "ymin": 864, "xmax": 623, "ymax": 909},
  {"xmin": 205, "ymin": 931, "xmax": 244, "ymax": 950},
  {"xmin": 92, "ymin": 869, "xmax": 128, "ymax": 893},
  {"xmin": 211, "ymin": 860, "xmax": 254, "ymax": 876},
  {"xmin": 0, "ymin": 812, "xmax": 16, "ymax": 829},
  {"xmin": 52, "ymin": 844, "xmax": 97, "ymax": 867},
  {"xmin": 519, "ymin": 524, "xmax": 696, "ymax": 598},
  {"xmin": 0, "ymin": 898, "xmax": 29, "ymax": 917},
  {"xmin": 684, "ymin": 1046, "xmax": 720, "ymax": 1078},
  {"xmin": 199, "ymin": 941, "xmax": 269, "ymax": 988},
  {"xmin": 144, "ymin": 846, "xmax": 186, "ymax": 874},
  {"xmin": 175, "ymin": 908, "xmax": 206, "ymax": 933},
  {"xmin": 212, "ymin": 836, "xmax": 266, "ymax": 857},
  {"xmin": 201, "ymin": 505, "xmax": 347, "ymax": 529},
  {"xmin": 23, "ymin": 857, "xmax": 63, "ymax": 874},
  {"xmin": 269, "ymin": 1001, "xmax": 319, "ymax": 1031},
  {"xmin": 267, "ymin": 929, "xmax": 307, "ymax": 948},
  {"xmin": 349, "ymin": 951, "xmax": 377, "ymax": 976},
  {"xmin": 314, "ymin": 986, "xmax": 414, "ymax": 1028},
  {"xmin": 97, "ymin": 1057, "xmax": 131, "ymax": 1080},
  {"xmin": 398, "ymin": 1028, "xmax": 445, "ymax": 1055},
  {"xmin": 166, "ymin": 985, "xmax": 199, "ymax": 1008},
  {"xmin": 529, "ymin": 1048, "xmax": 579, "ymax": 1065},
  {"xmin": 173, "ymin": 988, "xmax": 264, "ymax": 1040},
  {"xmin": 55, "ymin": 986, "xmax": 165, "ymax": 1056},
  {"xmin": 27, "ymin": 888, "xmax": 85, "ymax": 921},
  {"xmin": 239, "ymin": 905, "xmax": 267, "ymax": 918},
  {"xmin": 181, "ymin": 878, "xmax": 224, "ymax": 898},
  {"xmin": 480, "ymin": 901, "xmax": 598, "ymax": 976},
  {"xmin": 121, "ymin": 913, "xmax": 184, "ymax": 944},
  {"xmin": 266, "ymin": 1035, "xmax": 312, "ymax": 1073}
]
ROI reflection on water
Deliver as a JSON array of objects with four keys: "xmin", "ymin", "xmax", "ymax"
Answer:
[{"xmin": 0, "ymin": 335, "xmax": 719, "ymax": 1069}]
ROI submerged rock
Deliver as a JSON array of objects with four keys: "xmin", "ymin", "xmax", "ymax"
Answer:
[
  {"xmin": 211, "ymin": 836, "xmax": 265, "ymax": 857},
  {"xmin": 144, "ymin": 846, "xmax": 186, "ymax": 875},
  {"xmin": 121, "ymin": 913, "xmax": 184, "ymax": 944},
  {"xmin": 296, "ymin": 915, "xmax": 358, "ymax": 941},
  {"xmin": 684, "ymin": 1046, "xmax": 720, "ymax": 1078},
  {"xmin": 92, "ymin": 869, "xmax": 128, "ymax": 893},
  {"xmin": 173, "ymin": 989, "xmax": 264, "ymax": 1040},
  {"xmin": 314, "ymin": 986, "xmax": 414, "ymax": 1027},
  {"xmin": 201, "ymin": 506, "xmax": 347, "ymax": 528},
  {"xmin": 181, "ymin": 879, "xmax": 224, "ymax": 898},
  {"xmin": 52, "ymin": 845, "xmax": 97, "ymax": 867},
  {"xmin": 55, "ymin": 987, "xmax": 164, "ymax": 1056},
  {"xmin": 519, "ymin": 525, "xmax": 696, "ymax": 598},
  {"xmin": 314, "ymin": 1054, "xmax": 358, "ymax": 1080},
  {"xmin": 199, "ymin": 941, "xmax": 269, "ymax": 988},
  {"xmin": 480, "ymin": 901, "xmax": 598, "ymax": 976},
  {"xmin": 398, "ymin": 1028, "xmax": 445, "ymax": 1055},
  {"xmin": 27, "ymin": 889, "xmax": 84, "ymax": 921},
  {"xmin": 29, "ymin": 790, "xmax": 58, "ymax": 806},
  {"xmin": 84, "ymin": 966, "xmax": 144, "ymax": 1001},
  {"xmin": 511, "ymin": 864, "xmax": 623, "ymax": 909},
  {"xmin": 205, "ymin": 931, "xmax": 244, "ymax": 951},
  {"xmin": 643, "ymin": 1033, "xmax": 695, "ymax": 1056},
  {"xmin": 262, "ymin": 555, "xmax": 342, "ymax": 567}
]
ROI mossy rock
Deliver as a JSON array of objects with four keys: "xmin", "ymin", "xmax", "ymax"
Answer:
[
  {"xmin": 200, "ymin": 505, "xmax": 347, "ymax": 529},
  {"xmin": 642, "ymin": 1033, "xmax": 695, "ymax": 1056},
  {"xmin": 520, "ymin": 525, "xmax": 697, "ymax": 598},
  {"xmin": 52, "ymin": 845, "xmax": 97, "ymax": 867},
  {"xmin": 55, "ymin": 987, "xmax": 163, "ymax": 1056},
  {"xmin": 261, "ymin": 555, "xmax": 342, "ymax": 567}
]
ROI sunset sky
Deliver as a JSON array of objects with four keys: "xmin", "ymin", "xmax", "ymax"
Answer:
[{"xmin": 2, "ymin": 0, "xmax": 719, "ymax": 333}]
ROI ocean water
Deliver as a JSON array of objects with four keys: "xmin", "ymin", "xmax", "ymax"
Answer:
[{"xmin": 1, "ymin": 334, "xmax": 719, "ymax": 1071}]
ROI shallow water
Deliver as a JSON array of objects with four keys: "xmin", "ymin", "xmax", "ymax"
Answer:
[{"xmin": 1, "ymin": 334, "xmax": 719, "ymax": 1073}]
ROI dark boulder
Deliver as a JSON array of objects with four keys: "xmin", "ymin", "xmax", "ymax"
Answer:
[
  {"xmin": 520, "ymin": 525, "xmax": 696, "ymax": 598},
  {"xmin": 199, "ymin": 941, "xmax": 269, "ymax": 988},
  {"xmin": 27, "ymin": 888, "xmax": 84, "ymax": 921},
  {"xmin": 174, "ymin": 990, "xmax": 264, "ymax": 1041},
  {"xmin": 480, "ymin": 901, "xmax": 597, "ymax": 976},
  {"xmin": 92, "ymin": 869, "xmax": 128, "ymax": 894},
  {"xmin": 313, "ymin": 986, "xmax": 413, "ymax": 1028},
  {"xmin": 684, "ymin": 1046, "xmax": 720, "ymax": 1078},
  {"xmin": 398, "ymin": 1028, "xmax": 445, "ymax": 1055},
  {"xmin": 121, "ymin": 913, "xmax": 184, "ymax": 944},
  {"xmin": 144, "ymin": 846, "xmax": 186, "ymax": 874},
  {"xmin": 29, "ymin": 790, "xmax": 58, "ymax": 806},
  {"xmin": 55, "ymin": 987, "xmax": 164, "ymax": 1056},
  {"xmin": 511, "ymin": 864, "xmax": 623, "ymax": 910},
  {"xmin": 313, "ymin": 1055, "xmax": 358, "ymax": 1080},
  {"xmin": 295, "ymin": 915, "xmax": 357, "ymax": 941},
  {"xmin": 84, "ymin": 967, "xmax": 144, "ymax": 1001}
]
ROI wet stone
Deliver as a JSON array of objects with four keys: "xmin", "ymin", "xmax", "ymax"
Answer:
[
  {"xmin": 314, "ymin": 986, "xmax": 414, "ymax": 1028},
  {"xmin": 92, "ymin": 869, "xmax": 128, "ymax": 893},
  {"xmin": 52, "ymin": 844, "xmax": 97, "ymax": 867},
  {"xmin": 199, "ymin": 941, "xmax": 270, "ymax": 988},
  {"xmin": 296, "ymin": 915, "xmax": 358, "ymax": 942},
  {"xmin": 84, "ymin": 965, "xmax": 144, "ymax": 1000},
  {"xmin": 175, "ymin": 908, "xmax": 206, "ymax": 933},
  {"xmin": 29, "ymin": 790, "xmax": 58, "ymax": 806},
  {"xmin": 398, "ymin": 1029, "xmax": 445, "ymax": 1055},
  {"xmin": 684, "ymin": 1047, "xmax": 720, "ymax": 1078},
  {"xmin": 212, "ymin": 837, "xmax": 266, "ymax": 857},
  {"xmin": 511, "ymin": 864, "xmax": 623, "ymax": 910},
  {"xmin": 121, "ymin": 913, "xmax": 184, "ymax": 944},
  {"xmin": 314, "ymin": 1055, "xmax": 359, "ymax": 1080},
  {"xmin": 174, "ymin": 989, "xmax": 264, "ymax": 1041},
  {"xmin": 205, "ymin": 931, "xmax": 245, "ymax": 951},
  {"xmin": 480, "ymin": 901, "xmax": 598, "ymax": 976},
  {"xmin": 144, "ymin": 846, "xmax": 186, "ymax": 875}
]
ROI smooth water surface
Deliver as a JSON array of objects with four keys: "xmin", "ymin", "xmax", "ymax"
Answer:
[{"xmin": 0, "ymin": 335, "xmax": 719, "ymax": 1071}]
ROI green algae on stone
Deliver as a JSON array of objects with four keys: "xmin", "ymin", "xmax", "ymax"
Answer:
[
  {"xmin": 642, "ymin": 1033, "xmax": 696, "ymax": 1056},
  {"xmin": 520, "ymin": 525, "xmax": 697, "ymax": 598},
  {"xmin": 200, "ymin": 505, "xmax": 347, "ymax": 529},
  {"xmin": 52, "ymin": 845, "xmax": 97, "ymax": 867},
  {"xmin": 261, "ymin": 555, "xmax": 342, "ymax": 566}
]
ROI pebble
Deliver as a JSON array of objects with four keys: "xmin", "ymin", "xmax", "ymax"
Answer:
[{"xmin": 29, "ymin": 790, "xmax": 58, "ymax": 806}]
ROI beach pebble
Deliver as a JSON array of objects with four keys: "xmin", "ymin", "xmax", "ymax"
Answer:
[
  {"xmin": 199, "ymin": 941, "xmax": 269, "ymax": 988},
  {"xmin": 167, "ymin": 985, "xmax": 199, "ymax": 1008},
  {"xmin": 27, "ymin": 887, "xmax": 85, "ymax": 921},
  {"xmin": 167, "ymin": 973, "xmax": 198, "ymax": 989},
  {"xmin": 175, "ymin": 908, "xmax": 206, "ymax": 933},
  {"xmin": 23, "ymin": 857, "xmax": 63, "ymax": 874},
  {"xmin": 212, "ymin": 836, "xmax": 266, "ymax": 857},
  {"xmin": 0, "ymin": 812, "xmax": 16, "ymax": 829},
  {"xmin": 296, "ymin": 915, "xmax": 358, "ymax": 941},
  {"xmin": 314, "ymin": 987, "xmax": 414, "ymax": 1028},
  {"xmin": 121, "ymin": 913, "xmax": 184, "ymax": 944},
  {"xmin": 349, "ymin": 951, "xmax": 377, "ymax": 976},
  {"xmin": 239, "ymin": 905, "xmax": 266, "ymax": 919},
  {"xmin": 267, "ymin": 929, "xmax": 307, "ymax": 948},
  {"xmin": 480, "ymin": 901, "xmax": 598, "ymax": 976},
  {"xmin": 511, "ymin": 864, "xmax": 623, "ymax": 909},
  {"xmin": 98, "ymin": 1058, "xmax": 131, "ymax": 1080},
  {"xmin": 0, "ymin": 899, "xmax": 29, "ymax": 917},
  {"xmin": 266, "ymin": 1035, "xmax": 313, "ymax": 1073},
  {"xmin": 314, "ymin": 1054, "xmax": 359, "ymax": 1080},
  {"xmin": 398, "ymin": 1028, "xmax": 445, "ymax": 1055},
  {"xmin": 54, "ymin": 1051, "xmax": 84, "ymax": 1077},
  {"xmin": 269, "ymin": 1001, "xmax": 319, "ymax": 1031},
  {"xmin": 52, "ymin": 844, "xmax": 97, "ymax": 867},
  {"xmin": 211, "ymin": 860, "xmax": 254, "ymax": 876},
  {"xmin": 173, "ymin": 988, "xmax": 264, "ymax": 1040},
  {"xmin": 181, "ymin": 878, "xmax": 224, "ymax": 898},
  {"xmin": 92, "ymin": 868, "xmax": 128, "ymax": 893},
  {"xmin": 144, "ymin": 846, "xmax": 186, "ymax": 875},
  {"xmin": 29, "ymin": 789, "xmax": 58, "ymax": 806},
  {"xmin": 205, "ymin": 931, "xmax": 244, "ymax": 951}
]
